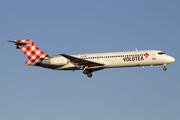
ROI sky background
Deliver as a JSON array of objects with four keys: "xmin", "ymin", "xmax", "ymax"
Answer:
[{"xmin": 1, "ymin": 0, "xmax": 180, "ymax": 120}]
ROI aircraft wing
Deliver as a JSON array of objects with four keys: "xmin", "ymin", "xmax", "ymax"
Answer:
[{"xmin": 60, "ymin": 54, "xmax": 104, "ymax": 67}]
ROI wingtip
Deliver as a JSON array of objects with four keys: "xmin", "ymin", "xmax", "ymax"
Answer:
[{"xmin": 7, "ymin": 40, "xmax": 15, "ymax": 43}]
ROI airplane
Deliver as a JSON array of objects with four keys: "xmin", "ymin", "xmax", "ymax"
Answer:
[{"xmin": 8, "ymin": 39, "xmax": 175, "ymax": 78}]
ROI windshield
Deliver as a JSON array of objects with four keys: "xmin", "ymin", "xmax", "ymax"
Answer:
[{"xmin": 158, "ymin": 52, "xmax": 165, "ymax": 55}]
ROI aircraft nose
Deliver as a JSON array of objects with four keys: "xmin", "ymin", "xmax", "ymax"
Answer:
[
  {"xmin": 168, "ymin": 56, "xmax": 175, "ymax": 63},
  {"xmin": 172, "ymin": 57, "xmax": 175, "ymax": 62}
]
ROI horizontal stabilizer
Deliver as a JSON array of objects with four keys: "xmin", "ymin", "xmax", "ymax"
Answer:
[{"xmin": 7, "ymin": 40, "xmax": 31, "ymax": 45}]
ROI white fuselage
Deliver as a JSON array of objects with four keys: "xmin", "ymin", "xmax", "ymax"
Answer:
[{"xmin": 41, "ymin": 50, "xmax": 175, "ymax": 70}]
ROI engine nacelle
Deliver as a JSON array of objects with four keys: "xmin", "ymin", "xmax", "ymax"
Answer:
[{"xmin": 42, "ymin": 56, "xmax": 68, "ymax": 66}]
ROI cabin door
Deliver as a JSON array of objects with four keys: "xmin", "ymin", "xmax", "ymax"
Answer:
[{"xmin": 152, "ymin": 53, "xmax": 156, "ymax": 60}]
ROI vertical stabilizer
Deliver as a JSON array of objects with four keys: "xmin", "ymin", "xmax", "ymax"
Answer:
[{"xmin": 8, "ymin": 39, "xmax": 47, "ymax": 65}]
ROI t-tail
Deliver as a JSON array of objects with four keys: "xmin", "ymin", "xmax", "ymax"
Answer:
[{"xmin": 8, "ymin": 39, "xmax": 48, "ymax": 65}]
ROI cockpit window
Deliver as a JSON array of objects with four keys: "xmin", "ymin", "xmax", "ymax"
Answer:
[{"xmin": 158, "ymin": 52, "xmax": 165, "ymax": 55}]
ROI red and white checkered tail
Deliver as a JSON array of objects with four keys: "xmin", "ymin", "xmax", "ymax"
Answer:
[
  {"xmin": 8, "ymin": 39, "xmax": 48, "ymax": 65},
  {"xmin": 8, "ymin": 39, "xmax": 47, "ymax": 65},
  {"xmin": 14, "ymin": 39, "xmax": 47, "ymax": 60}
]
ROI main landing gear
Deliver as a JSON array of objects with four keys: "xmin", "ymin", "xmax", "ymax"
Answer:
[
  {"xmin": 87, "ymin": 73, "xmax": 92, "ymax": 78},
  {"xmin": 163, "ymin": 64, "xmax": 167, "ymax": 71},
  {"xmin": 83, "ymin": 70, "xmax": 93, "ymax": 78}
]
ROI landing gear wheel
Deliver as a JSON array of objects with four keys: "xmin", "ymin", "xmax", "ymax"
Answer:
[
  {"xmin": 83, "ymin": 70, "xmax": 89, "ymax": 74},
  {"xmin": 163, "ymin": 67, "xmax": 167, "ymax": 71},
  {"xmin": 87, "ymin": 73, "xmax": 92, "ymax": 78}
]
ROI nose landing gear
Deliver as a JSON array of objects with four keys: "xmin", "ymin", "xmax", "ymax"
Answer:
[
  {"xmin": 163, "ymin": 66, "xmax": 167, "ymax": 71},
  {"xmin": 163, "ymin": 64, "xmax": 167, "ymax": 71}
]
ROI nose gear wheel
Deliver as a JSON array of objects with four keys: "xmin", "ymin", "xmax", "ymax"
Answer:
[{"xmin": 163, "ymin": 66, "xmax": 167, "ymax": 71}]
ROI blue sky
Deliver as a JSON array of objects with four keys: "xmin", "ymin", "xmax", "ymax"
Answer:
[{"xmin": 1, "ymin": 0, "xmax": 180, "ymax": 120}]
